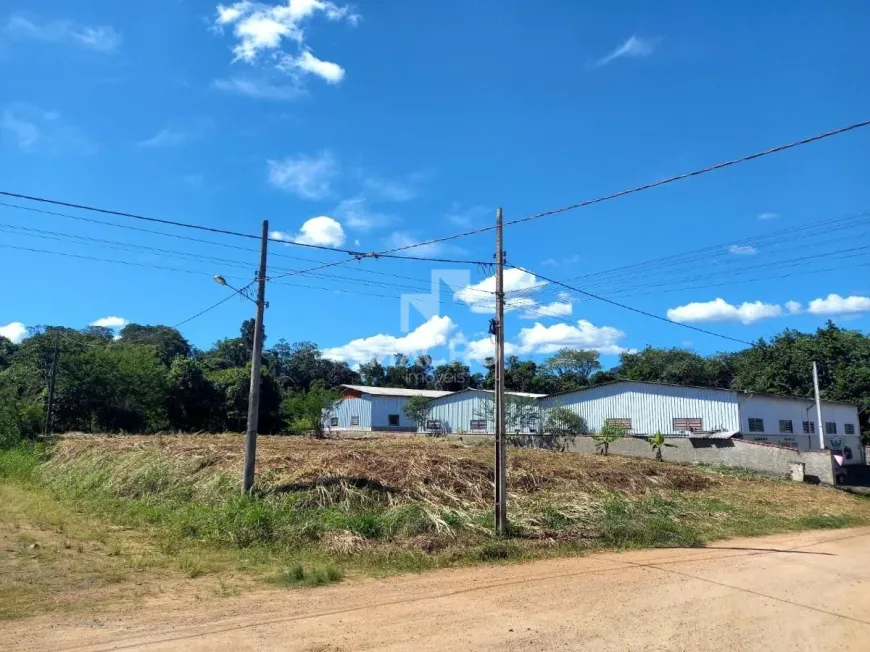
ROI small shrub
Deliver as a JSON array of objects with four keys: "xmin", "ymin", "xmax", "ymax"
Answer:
[
  {"xmin": 345, "ymin": 512, "xmax": 385, "ymax": 539},
  {"xmin": 475, "ymin": 540, "xmax": 521, "ymax": 561},
  {"xmin": 275, "ymin": 564, "xmax": 343, "ymax": 587}
]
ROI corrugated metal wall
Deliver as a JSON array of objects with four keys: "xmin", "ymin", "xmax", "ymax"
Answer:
[
  {"xmin": 328, "ymin": 396, "xmax": 373, "ymax": 430},
  {"xmin": 422, "ymin": 390, "xmax": 542, "ymax": 434},
  {"xmin": 539, "ymin": 383, "xmax": 741, "ymax": 436},
  {"xmin": 371, "ymin": 396, "xmax": 417, "ymax": 430}
]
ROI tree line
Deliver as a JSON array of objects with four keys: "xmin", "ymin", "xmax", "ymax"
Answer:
[{"xmin": 1, "ymin": 319, "xmax": 867, "ymax": 443}]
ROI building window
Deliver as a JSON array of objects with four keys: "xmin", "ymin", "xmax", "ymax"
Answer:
[
  {"xmin": 350, "ymin": 416, "xmax": 359, "ymax": 426},
  {"xmin": 605, "ymin": 418, "xmax": 632, "ymax": 430},
  {"xmin": 753, "ymin": 436, "xmax": 768, "ymax": 442},
  {"xmin": 330, "ymin": 417, "xmax": 339, "ymax": 427},
  {"xmin": 673, "ymin": 418, "xmax": 702, "ymax": 432},
  {"xmin": 748, "ymin": 418, "xmax": 764, "ymax": 433},
  {"xmin": 802, "ymin": 421, "xmax": 815, "ymax": 434},
  {"xmin": 845, "ymin": 424, "xmax": 856, "ymax": 435},
  {"xmin": 825, "ymin": 422, "xmax": 837, "ymax": 435},
  {"xmin": 388, "ymin": 414, "xmax": 400, "ymax": 426},
  {"xmin": 779, "ymin": 420, "xmax": 793, "ymax": 434},
  {"xmin": 470, "ymin": 419, "xmax": 487, "ymax": 432},
  {"xmin": 426, "ymin": 419, "xmax": 442, "ymax": 432}
]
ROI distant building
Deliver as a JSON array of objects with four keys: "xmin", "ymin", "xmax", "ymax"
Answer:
[
  {"xmin": 326, "ymin": 385, "xmax": 452, "ymax": 432},
  {"xmin": 324, "ymin": 380, "xmax": 863, "ymax": 464},
  {"xmin": 539, "ymin": 381, "xmax": 863, "ymax": 463},
  {"xmin": 419, "ymin": 389, "xmax": 546, "ymax": 435}
]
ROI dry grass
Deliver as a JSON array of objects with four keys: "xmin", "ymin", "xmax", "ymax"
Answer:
[{"xmin": 4, "ymin": 433, "xmax": 870, "ymax": 620}]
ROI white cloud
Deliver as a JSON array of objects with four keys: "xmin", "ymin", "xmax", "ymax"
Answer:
[
  {"xmin": 807, "ymin": 294, "xmax": 870, "ymax": 315},
  {"xmin": 212, "ymin": 76, "xmax": 305, "ymax": 100},
  {"xmin": 334, "ymin": 198, "xmax": 391, "ymax": 231},
  {"xmin": 0, "ymin": 321, "xmax": 27, "ymax": 344},
  {"xmin": 323, "ymin": 315, "xmax": 456, "ymax": 365},
  {"xmin": 90, "ymin": 316, "xmax": 129, "ymax": 329},
  {"xmin": 515, "ymin": 320, "xmax": 630, "ymax": 356},
  {"xmin": 785, "ymin": 300, "xmax": 802, "ymax": 314},
  {"xmin": 362, "ymin": 174, "xmax": 419, "ymax": 202},
  {"xmin": 444, "ymin": 204, "xmax": 488, "ymax": 228},
  {"xmin": 594, "ymin": 35, "xmax": 655, "ymax": 67},
  {"xmin": 138, "ymin": 118, "xmax": 213, "ymax": 149},
  {"xmin": 522, "ymin": 300, "xmax": 572, "ymax": 319},
  {"xmin": 667, "ymin": 298, "xmax": 783, "ymax": 325},
  {"xmin": 271, "ymin": 215, "xmax": 345, "ymax": 248},
  {"xmin": 542, "ymin": 254, "xmax": 581, "ymax": 267},
  {"xmin": 283, "ymin": 49, "xmax": 344, "ymax": 83},
  {"xmin": 728, "ymin": 244, "xmax": 758, "ymax": 256},
  {"xmin": 455, "ymin": 268, "xmax": 541, "ymax": 314},
  {"xmin": 464, "ymin": 319, "xmax": 629, "ymax": 363},
  {"xmin": 267, "ymin": 150, "xmax": 336, "ymax": 198},
  {"xmin": 3, "ymin": 15, "xmax": 120, "ymax": 52},
  {"xmin": 0, "ymin": 104, "xmax": 95, "ymax": 155},
  {"xmin": 758, "ymin": 212, "xmax": 779, "ymax": 220},
  {"xmin": 212, "ymin": 1, "xmax": 357, "ymax": 87}
]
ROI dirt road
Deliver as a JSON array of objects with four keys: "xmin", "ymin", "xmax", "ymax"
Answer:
[{"xmin": 8, "ymin": 527, "xmax": 870, "ymax": 651}]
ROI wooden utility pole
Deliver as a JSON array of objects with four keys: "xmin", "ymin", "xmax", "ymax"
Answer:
[
  {"xmin": 43, "ymin": 331, "xmax": 60, "ymax": 436},
  {"xmin": 242, "ymin": 220, "xmax": 269, "ymax": 494},
  {"xmin": 812, "ymin": 361, "xmax": 825, "ymax": 450},
  {"xmin": 494, "ymin": 207, "xmax": 507, "ymax": 535}
]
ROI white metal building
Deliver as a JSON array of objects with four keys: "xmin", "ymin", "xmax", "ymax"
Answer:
[
  {"xmin": 420, "ymin": 389, "xmax": 546, "ymax": 435},
  {"xmin": 540, "ymin": 381, "xmax": 863, "ymax": 463},
  {"xmin": 326, "ymin": 385, "xmax": 452, "ymax": 432}
]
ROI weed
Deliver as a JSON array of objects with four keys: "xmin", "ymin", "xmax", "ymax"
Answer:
[
  {"xmin": 474, "ymin": 541, "xmax": 521, "ymax": 562},
  {"xmin": 177, "ymin": 555, "xmax": 205, "ymax": 578},
  {"xmin": 796, "ymin": 514, "xmax": 855, "ymax": 530},
  {"xmin": 274, "ymin": 564, "xmax": 343, "ymax": 588}
]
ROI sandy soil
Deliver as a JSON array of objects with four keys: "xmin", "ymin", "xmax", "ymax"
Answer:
[{"xmin": 7, "ymin": 527, "xmax": 870, "ymax": 651}]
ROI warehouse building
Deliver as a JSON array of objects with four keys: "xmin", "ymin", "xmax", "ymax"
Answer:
[
  {"xmin": 539, "ymin": 381, "xmax": 864, "ymax": 463},
  {"xmin": 326, "ymin": 385, "xmax": 452, "ymax": 432},
  {"xmin": 419, "ymin": 389, "xmax": 546, "ymax": 435}
]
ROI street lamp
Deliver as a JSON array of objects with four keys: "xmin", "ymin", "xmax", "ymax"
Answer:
[{"xmin": 213, "ymin": 275, "xmax": 257, "ymax": 304}]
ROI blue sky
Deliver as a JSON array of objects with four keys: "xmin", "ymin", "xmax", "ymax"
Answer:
[{"xmin": 1, "ymin": 0, "xmax": 869, "ymax": 369}]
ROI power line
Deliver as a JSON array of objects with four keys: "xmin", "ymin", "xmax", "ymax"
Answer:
[
  {"xmin": 508, "ymin": 262, "xmax": 754, "ymax": 346},
  {"xmin": 0, "ymin": 200, "xmax": 485, "ymax": 289},
  {"xmin": 0, "ymin": 192, "xmax": 492, "ymax": 265},
  {"xmin": 512, "ymin": 209, "xmax": 870, "ymax": 300},
  {"xmin": 377, "ymin": 119, "xmax": 870, "ymax": 255},
  {"xmin": 0, "ymin": 223, "xmax": 478, "ymax": 296}
]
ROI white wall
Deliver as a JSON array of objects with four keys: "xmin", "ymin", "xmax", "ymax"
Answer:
[
  {"xmin": 737, "ymin": 394, "xmax": 863, "ymax": 463},
  {"xmin": 539, "ymin": 383, "xmax": 740, "ymax": 436}
]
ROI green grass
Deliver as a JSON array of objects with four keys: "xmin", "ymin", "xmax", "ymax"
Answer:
[
  {"xmin": 274, "ymin": 563, "xmax": 343, "ymax": 587},
  {"xmin": 3, "ymin": 437, "xmax": 870, "ymax": 621}
]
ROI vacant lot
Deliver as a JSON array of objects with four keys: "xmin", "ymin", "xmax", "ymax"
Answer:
[{"xmin": 3, "ymin": 434, "xmax": 870, "ymax": 620}]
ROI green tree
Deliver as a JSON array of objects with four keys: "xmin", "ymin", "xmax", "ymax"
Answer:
[
  {"xmin": 166, "ymin": 358, "xmax": 219, "ymax": 432},
  {"xmin": 594, "ymin": 421, "xmax": 625, "ymax": 455},
  {"xmin": 119, "ymin": 324, "xmax": 192, "ymax": 366},
  {"xmin": 403, "ymin": 395, "xmax": 432, "ymax": 432},
  {"xmin": 281, "ymin": 382, "xmax": 341, "ymax": 436},
  {"xmin": 541, "ymin": 349, "xmax": 601, "ymax": 392},
  {"xmin": 647, "ymin": 430, "xmax": 666, "ymax": 462}
]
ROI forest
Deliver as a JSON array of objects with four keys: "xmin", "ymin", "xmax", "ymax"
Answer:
[{"xmin": 1, "ymin": 319, "xmax": 868, "ymax": 442}]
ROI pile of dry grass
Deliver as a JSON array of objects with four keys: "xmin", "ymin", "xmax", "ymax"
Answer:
[{"xmin": 55, "ymin": 434, "xmax": 715, "ymax": 510}]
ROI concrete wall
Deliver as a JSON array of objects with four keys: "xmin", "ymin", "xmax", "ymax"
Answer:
[
  {"xmin": 447, "ymin": 434, "xmax": 837, "ymax": 485},
  {"xmin": 540, "ymin": 383, "xmax": 740, "ymax": 436}
]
